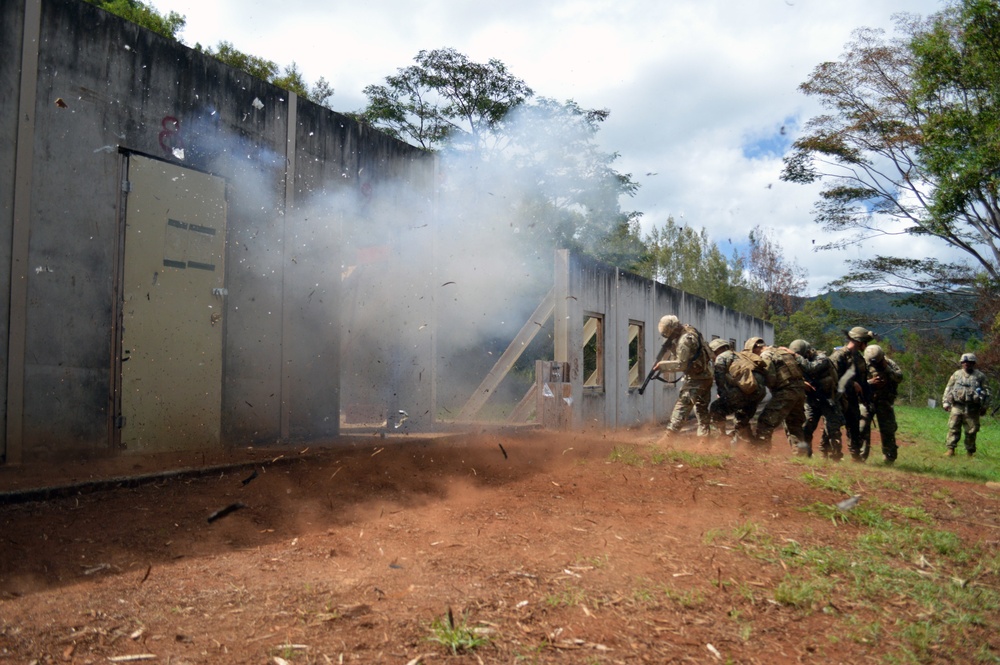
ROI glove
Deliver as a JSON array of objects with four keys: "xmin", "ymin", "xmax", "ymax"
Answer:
[{"xmin": 942, "ymin": 403, "xmax": 951, "ymax": 411}]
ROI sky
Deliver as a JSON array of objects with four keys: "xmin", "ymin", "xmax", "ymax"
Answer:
[{"xmin": 150, "ymin": 0, "xmax": 950, "ymax": 295}]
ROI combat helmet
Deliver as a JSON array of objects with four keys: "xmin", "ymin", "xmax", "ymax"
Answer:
[
  {"xmin": 658, "ymin": 315, "xmax": 680, "ymax": 338},
  {"xmin": 960, "ymin": 352, "xmax": 977, "ymax": 364},
  {"xmin": 788, "ymin": 339, "xmax": 812, "ymax": 356},
  {"xmin": 863, "ymin": 344, "xmax": 885, "ymax": 363},
  {"xmin": 846, "ymin": 326, "xmax": 875, "ymax": 343},
  {"xmin": 709, "ymin": 338, "xmax": 730, "ymax": 353},
  {"xmin": 744, "ymin": 337, "xmax": 765, "ymax": 352}
]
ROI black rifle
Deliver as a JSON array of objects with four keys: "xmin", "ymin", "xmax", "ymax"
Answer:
[{"xmin": 638, "ymin": 339, "xmax": 673, "ymax": 395}]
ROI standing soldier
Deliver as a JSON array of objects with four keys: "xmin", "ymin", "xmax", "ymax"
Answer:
[
  {"xmin": 789, "ymin": 339, "xmax": 844, "ymax": 460},
  {"xmin": 942, "ymin": 353, "xmax": 990, "ymax": 457},
  {"xmin": 756, "ymin": 342, "xmax": 807, "ymax": 454},
  {"xmin": 860, "ymin": 344, "xmax": 904, "ymax": 464},
  {"xmin": 653, "ymin": 315, "xmax": 714, "ymax": 437},
  {"xmin": 829, "ymin": 327, "xmax": 875, "ymax": 462}
]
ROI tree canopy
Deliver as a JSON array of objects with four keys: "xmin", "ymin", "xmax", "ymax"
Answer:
[
  {"xmin": 359, "ymin": 49, "xmax": 643, "ymax": 267},
  {"xmin": 86, "ymin": 0, "xmax": 185, "ymax": 39},
  {"xmin": 781, "ymin": 1, "xmax": 1000, "ymax": 304},
  {"xmin": 199, "ymin": 43, "xmax": 334, "ymax": 108}
]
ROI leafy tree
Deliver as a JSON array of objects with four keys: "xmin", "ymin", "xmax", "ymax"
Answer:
[
  {"xmin": 359, "ymin": 49, "xmax": 643, "ymax": 267},
  {"xmin": 638, "ymin": 218, "xmax": 747, "ymax": 309},
  {"xmin": 200, "ymin": 43, "xmax": 334, "ymax": 108},
  {"xmin": 86, "ymin": 0, "xmax": 185, "ymax": 39},
  {"xmin": 782, "ymin": 2, "xmax": 1000, "ymax": 309},
  {"xmin": 359, "ymin": 48, "xmax": 534, "ymax": 155},
  {"xmin": 778, "ymin": 296, "xmax": 848, "ymax": 351}
]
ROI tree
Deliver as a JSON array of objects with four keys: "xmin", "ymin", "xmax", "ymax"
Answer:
[
  {"xmin": 745, "ymin": 225, "xmax": 808, "ymax": 321},
  {"xmin": 199, "ymin": 43, "xmax": 334, "ymax": 108},
  {"xmin": 779, "ymin": 296, "xmax": 848, "ymax": 350},
  {"xmin": 358, "ymin": 50, "xmax": 643, "ymax": 267},
  {"xmin": 636, "ymin": 218, "xmax": 750, "ymax": 311},
  {"xmin": 360, "ymin": 48, "xmax": 534, "ymax": 155},
  {"xmin": 781, "ymin": 2, "xmax": 1000, "ymax": 306},
  {"xmin": 86, "ymin": 0, "xmax": 185, "ymax": 39}
]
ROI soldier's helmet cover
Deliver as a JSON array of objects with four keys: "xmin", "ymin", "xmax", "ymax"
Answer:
[
  {"xmin": 658, "ymin": 315, "xmax": 680, "ymax": 338},
  {"xmin": 960, "ymin": 352, "xmax": 978, "ymax": 364},
  {"xmin": 744, "ymin": 337, "xmax": 765, "ymax": 352},
  {"xmin": 846, "ymin": 326, "xmax": 875, "ymax": 343},
  {"xmin": 863, "ymin": 344, "xmax": 885, "ymax": 363},
  {"xmin": 788, "ymin": 339, "xmax": 811, "ymax": 356},
  {"xmin": 709, "ymin": 338, "xmax": 730, "ymax": 353}
]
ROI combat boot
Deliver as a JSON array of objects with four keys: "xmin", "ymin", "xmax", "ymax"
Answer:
[{"xmin": 945, "ymin": 449, "xmax": 956, "ymax": 457}]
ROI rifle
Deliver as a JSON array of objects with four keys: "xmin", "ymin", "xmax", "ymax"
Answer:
[{"xmin": 638, "ymin": 339, "xmax": 674, "ymax": 395}]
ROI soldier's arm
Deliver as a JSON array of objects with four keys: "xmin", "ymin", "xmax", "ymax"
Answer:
[
  {"xmin": 656, "ymin": 334, "xmax": 694, "ymax": 372},
  {"xmin": 885, "ymin": 358, "xmax": 903, "ymax": 384}
]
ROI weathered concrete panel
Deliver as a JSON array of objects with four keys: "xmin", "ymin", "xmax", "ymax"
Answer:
[
  {"xmin": 557, "ymin": 250, "xmax": 773, "ymax": 430},
  {"xmin": 1, "ymin": 0, "xmax": 435, "ymax": 461}
]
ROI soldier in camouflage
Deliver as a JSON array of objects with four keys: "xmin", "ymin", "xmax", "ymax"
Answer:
[
  {"xmin": 654, "ymin": 315, "xmax": 714, "ymax": 437},
  {"xmin": 755, "ymin": 343, "xmax": 807, "ymax": 453},
  {"xmin": 708, "ymin": 338, "xmax": 763, "ymax": 440},
  {"xmin": 860, "ymin": 344, "xmax": 904, "ymax": 464},
  {"xmin": 829, "ymin": 327, "xmax": 875, "ymax": 462},
  {"xmin": 789, "ymin": 339, "xmax": 844, "ymax": 460},
  {"xmin": 942, "ymin": 353, "xmax": 990, "ymax": 457}
]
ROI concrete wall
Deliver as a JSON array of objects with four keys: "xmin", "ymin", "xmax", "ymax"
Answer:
[
  {"xmin": 1, "ymin": 0, "xmax": 434, "ymax": 461},
  {"xmin": 553, "ymin": 251, "xmax": 773, "ymax": 430}
]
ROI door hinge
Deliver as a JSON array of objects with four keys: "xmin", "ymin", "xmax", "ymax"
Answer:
[{"xmin": 121, "ymin": 179, "xmax": 132, "ymax": 193}]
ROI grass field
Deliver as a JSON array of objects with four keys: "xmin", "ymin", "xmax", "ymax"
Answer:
[{"xmin": 893, "ymin": 404, "xmax": 1000, "ymax": 484}]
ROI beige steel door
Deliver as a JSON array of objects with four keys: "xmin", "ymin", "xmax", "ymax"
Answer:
[{"xmin": 120, "ymin": 155, "xmax": 227, "ymax": 452}]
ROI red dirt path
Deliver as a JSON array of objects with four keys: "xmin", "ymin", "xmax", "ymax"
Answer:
[{"xmin": 0, "ymin": 427, "xmax": 998, "ymax": 664}]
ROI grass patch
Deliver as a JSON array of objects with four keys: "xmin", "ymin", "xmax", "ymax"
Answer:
[
  {"xmin": 608, "ymin": 445, "xmax": 644, "ymax": 466},
  {"xmin": 893, "ymin": 405, "xmax": 1000, "ymax": 483},
  {"xmin": 426, "ymin": 607, "xmax": 490, "ymax": 655},
  {"xmin": 608, "ymin": 444, "xmax": 728, "ymax": 469}
]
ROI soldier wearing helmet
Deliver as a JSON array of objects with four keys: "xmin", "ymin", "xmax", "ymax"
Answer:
[
  {"xmin": 942, "ymin": 352, "xmax": 990, "ymax": 457},
  {"xmin": 708, "ymin": 337, "xmax": 764, "ymax": 441},
  {"xmin": 651, "ymin": 315, "xmax": 713, "ymax": 437},
  {"xmin": 859, "ymin": 344, "xmax": 904, "ymax": 464},
  {"xmin": 755, "ymin": 342, "xmax": 807, "ymax": 452},
  {"xmin": 829, "ymin": 326, "xmax": 876, "ymax": 462},
  {"xmin": 789, "ymin": 339, "xmax": 843, "ymax": 460}
]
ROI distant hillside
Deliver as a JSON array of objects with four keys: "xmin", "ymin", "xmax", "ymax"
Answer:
[{"xmin": 812, "ymin": 290, "xmax": 978, "ymax": 345}]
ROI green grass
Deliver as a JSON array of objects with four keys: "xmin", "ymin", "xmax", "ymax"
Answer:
[
  {"xmin": 426, "ymin": 607, "xmax": 490, "ymax": 655},
  {"xmin": 892, "ymin": 405, "xmax": 1000, "ymax": 483}
]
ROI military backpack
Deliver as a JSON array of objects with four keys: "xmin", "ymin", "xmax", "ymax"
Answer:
[{"xmin": 729, "ymin": 350, "xmax": 766, "ymax": 395}]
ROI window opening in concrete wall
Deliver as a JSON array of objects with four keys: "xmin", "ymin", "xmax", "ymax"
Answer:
[
  {"xmin": 628, "ymin": 321, "xmax": 644, "ymax": 388},
  {"xmin": 583, "ymin": 313, "xmax": 604, "ymax": 389}
]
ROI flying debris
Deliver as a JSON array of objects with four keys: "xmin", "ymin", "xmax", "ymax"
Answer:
[
  {"xmin": 207, "ymin": 502, "xmax": 246, "ymax": 523},
  {"xmin": 835, "ymin": 495, "xmax": 862, "ymax": 511},
  {"xmin": 394, "ymin": 410, "xmax": 409, "ymax": 429},
  {"xmin": 241, "ymin": 469, "xmax": 258, "ymax": 486}
]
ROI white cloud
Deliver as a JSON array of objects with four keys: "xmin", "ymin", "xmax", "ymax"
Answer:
[{"xmin": 152, "ymin": 0, "xmax": 951, "ymax": 294}]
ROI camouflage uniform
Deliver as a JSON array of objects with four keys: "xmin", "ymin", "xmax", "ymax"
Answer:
[
  {"xmin": 942, "ymin": 356, "xmax": 989, "ymax": 456},
  {"xmin": 859, "ymin": 346, "xmax": 903, "ymax": 463},
  {"xmin": 709, "ymin": 345, "xmax": 765, "ymax": 439},
  {"xmin": 656, "ymin": 321, "xmax": 713, "ymax": 437},
  {"xmin": 791, "ymin": 341, "xmax": 844, "ymax": 460},
  {"xmin": 829, "ymin": 328, "xmax": 874, "ymax": 462},
  {"xmin": 756, "ymin": 346, "xmax": 807, "ymax": 451}
]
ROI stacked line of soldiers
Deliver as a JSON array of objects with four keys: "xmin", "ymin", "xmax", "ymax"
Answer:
[{"xmin": 652, "ymin": 314, "xmax": 989, "ymax": 460}]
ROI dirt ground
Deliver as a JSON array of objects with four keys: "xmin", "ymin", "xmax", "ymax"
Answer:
[{"xmin": 0, "ymin": 426, "xmax": 998, "ymax": 664}]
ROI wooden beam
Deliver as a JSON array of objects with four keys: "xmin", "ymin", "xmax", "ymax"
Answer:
[{"xmin": 457, "ymin": 287, "xmax": 555, "ymax": 421}]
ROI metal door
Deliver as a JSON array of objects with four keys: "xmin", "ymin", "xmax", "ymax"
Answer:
[{"xmin": 119, "ymin": 155, "xmax": 227, "ymax": 452}]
